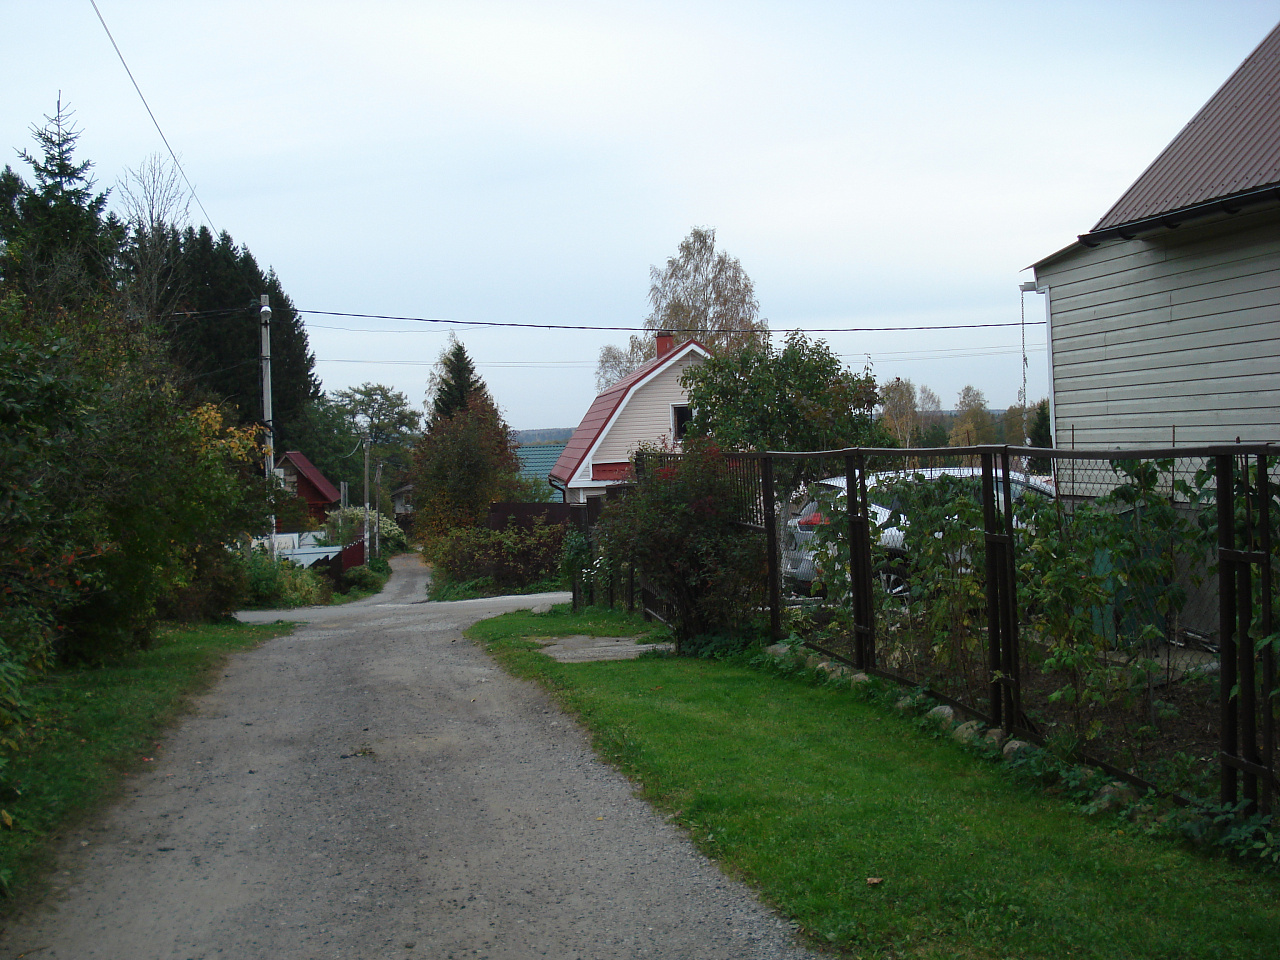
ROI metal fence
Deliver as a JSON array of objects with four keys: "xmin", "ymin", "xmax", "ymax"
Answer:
[
  {"xmin": 567, "ymin": 442, "xmax": 1278, "ymax": 812},
  {"xmin": 755, "ymin": 443, "xmax": 1278, "ymax": 814}
]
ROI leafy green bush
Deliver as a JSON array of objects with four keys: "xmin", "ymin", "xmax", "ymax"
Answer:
[
  {"xmin": 559, "ymin": 527, "xmax": 591, "ymax": 583},
  {"xmin": 595, "ymin": 440, "xmax": 766, "ymax": 646},
  {"xmin": 154, "ymin": 546, "xmax": 249, "ymax": 623},
  {"xmin": 429, "ymin": 518, "xmax": 566, "ymax": 591},
  {"xmin": 339, "ymin": 563, "xmax": 386, "ymax": 594},
  {"xmin": 239, "ymin": 550, "xmax": 329, "ymax": 608}
]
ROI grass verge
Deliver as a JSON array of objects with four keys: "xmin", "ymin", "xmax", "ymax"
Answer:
[
  {"xmin": 468, "ymin": 606, "xmax": 1280, "ymax": 960},
  {"xmin": 0, "ymin": 619, "xmax": 293, "ymax": 907}
]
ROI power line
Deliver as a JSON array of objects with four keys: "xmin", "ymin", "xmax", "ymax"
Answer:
[
  {"xmin": 89, "ymin": 0, "xmax": 215, "ymax": 231},
  {"xmin": 299, "ymin": 309, "xmax": 1044, "ymax": 334},
  {"xmin": 314, "ymin": 347, "xmax": 1043, "ymax": 368}
]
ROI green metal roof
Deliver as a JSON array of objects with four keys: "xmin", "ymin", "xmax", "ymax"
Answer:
[{"xmin": 516, "ymin": 442, "xmax": 568, "ymax": 485}]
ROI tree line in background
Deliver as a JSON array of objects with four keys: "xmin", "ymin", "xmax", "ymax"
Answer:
[{"xmin": 880, "ymin": 378, "xmax": 1052, "ymax": 458}]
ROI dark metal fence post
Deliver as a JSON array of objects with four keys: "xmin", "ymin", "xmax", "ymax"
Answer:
[
  {"xmin": 1260, "ymin": 453, "xmax": 1275, "ymax": 814},
  {"xmin": 1218, "ymin": 453, "xmax": 1239, "ymax": 807},
  {"xmin": 627, "ymin": 559, "xmax": 636, "ymax": 614},
  {"xmin": 761, "ymin": 455, "xmax": 781, "ymax": 641},
  {"xmin": 981, "ymin": 450, "xmax": 1004, "ymax": 728},
  {"xmin": 999, "ymin": 447, "xmax": 1022, "ymax": 728},
  {"xmin": 846, "ymin": 452, "xmax": 875, "ymax": 670}
]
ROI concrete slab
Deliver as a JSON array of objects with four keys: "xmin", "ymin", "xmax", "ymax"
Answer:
[{"xmin": 534, "ymin": 634, "xmax": 674, "ymax": 663}]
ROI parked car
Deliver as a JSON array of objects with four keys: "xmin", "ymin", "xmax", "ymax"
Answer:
[{"xmin": 782, "ymin": 466, "xmax": 1054, "ymax": 595}]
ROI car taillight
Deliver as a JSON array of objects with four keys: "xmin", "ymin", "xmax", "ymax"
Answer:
[{"xmin": 798, "ymin": 512, "xmax": 828, "ymax": 528}]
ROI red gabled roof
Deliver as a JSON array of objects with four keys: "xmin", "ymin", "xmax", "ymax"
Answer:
[
  {"xmin": 279, "ymin": 450, "xmax": 341, "ymax": 503},
  {"xmin": 1089, "ymin": 21, "xmax": 1280, "ymax": 234},
  {"xmin": 549, "ymin": 340, "xmax": 706, "ymax": 486}
]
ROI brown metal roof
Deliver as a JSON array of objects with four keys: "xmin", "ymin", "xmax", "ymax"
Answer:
[{"xmin": 1090, "ymin": 21, "xmax": 1280, "ymax": 234}]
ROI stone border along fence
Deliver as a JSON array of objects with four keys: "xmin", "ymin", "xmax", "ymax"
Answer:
[{"xmin": 636, "ymin": 443, "xmax": 1280, "ymax": 816}]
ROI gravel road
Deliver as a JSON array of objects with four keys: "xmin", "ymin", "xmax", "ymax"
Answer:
[{"xmin": 0, "ymin": 554, "xmax": 818, "ymax": 960}]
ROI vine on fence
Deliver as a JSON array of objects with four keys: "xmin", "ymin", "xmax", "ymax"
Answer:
[{"xmin": 800, "ymin": 457, "xmax": 1231, "ymax": 774}]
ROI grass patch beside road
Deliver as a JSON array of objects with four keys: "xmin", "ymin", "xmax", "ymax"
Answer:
[
  {"xmin": 0, "ymin": 620, "xmax": 293, "ymax": 906},
  {"xmin": 469, "ymin": 606, "xmax": 1280, "ymax": 960}
]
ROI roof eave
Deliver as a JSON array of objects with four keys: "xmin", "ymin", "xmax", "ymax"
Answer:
[{"xmin": 1076, "ymin": 184, "xmax": 1280, "ymax": 248}]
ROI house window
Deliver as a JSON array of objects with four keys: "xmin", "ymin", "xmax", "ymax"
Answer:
[{"xmin": 673, "ymin": 404, "xmax": 693, "ymax": 440}]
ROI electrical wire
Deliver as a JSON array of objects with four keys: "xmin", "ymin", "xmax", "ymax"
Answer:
[
  {"xmin": 313, "ymin": 346, "xmax": 1044, "ymax": 368},
  {"xmin": 299, "ymin": 309, "xmax": 1043, "ymax": 334},
  {"xmin": 89, "ymin": 0, "xmax": 215, "ymax": 231}
]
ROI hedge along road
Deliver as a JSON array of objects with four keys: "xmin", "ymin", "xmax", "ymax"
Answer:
[{"xmin": 0, "ymin": 554, "xmax": 817, "ymax": 960}]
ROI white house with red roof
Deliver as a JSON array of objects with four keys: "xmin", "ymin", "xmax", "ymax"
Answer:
[
  {"xmin": 549, "ymin": 332, "xmax": 709, "ymax": 503},
  {"xmin": 1029, "ymin": 21, "xmax": 1280, "ymax": 449}
]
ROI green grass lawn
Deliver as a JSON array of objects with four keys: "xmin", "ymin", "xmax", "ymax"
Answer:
[
  {"xmin": 0, "ymin": 619, "xmax": 293, "ymax": 906},
  {"xmin": 468, "ymin": 607, "xmax": 1280, "ymax": 960}
]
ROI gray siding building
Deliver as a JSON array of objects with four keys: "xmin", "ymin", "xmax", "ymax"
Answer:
[{"xmin": 1030, "ymin": 22, "xmax": 1280, "ymax": 450}]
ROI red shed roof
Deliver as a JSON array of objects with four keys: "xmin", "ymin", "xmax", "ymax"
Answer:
[
  {"xmin": 549, "ymin": 340, "xmax": 706, "ymax": 487},
  {"xmin": 1088, "ymin": 21, "xmax": 1280, "ymax": 237},
  {"xmin": 279, "ymin": 450, "xmax": 340, "ymax": 503}
]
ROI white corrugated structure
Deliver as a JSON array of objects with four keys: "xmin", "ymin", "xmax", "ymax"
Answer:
[{"xmin": 1030, "ymin": 22, "xmax": 1280, "ymax": 449}]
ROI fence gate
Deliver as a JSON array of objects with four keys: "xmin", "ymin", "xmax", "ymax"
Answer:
[{"xmin": 1216, "ymin": 452, "xmax": 1278, "ymax": 814}]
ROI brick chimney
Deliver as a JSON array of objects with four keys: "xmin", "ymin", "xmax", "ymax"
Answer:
[{"xmin": 655, "ymin": 329, "xmax": 675, "ymax": 359}]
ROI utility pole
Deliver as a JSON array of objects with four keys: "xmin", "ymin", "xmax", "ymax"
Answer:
[
  {"xmin": 363, "ymin": 434, "xmax": 371, "ymax": 564},
  {"xmin": 374, "ymin": 462, "xmax": 384, "ymax": 558},
  {"xmin": 260, "ymin": 294, "xmax": 275, "ymax": 557}
]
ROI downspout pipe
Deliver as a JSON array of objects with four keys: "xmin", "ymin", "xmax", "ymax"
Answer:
[{"xmin": 1019, "ymin": 280, "xmax": 1056, "ymax": 449}]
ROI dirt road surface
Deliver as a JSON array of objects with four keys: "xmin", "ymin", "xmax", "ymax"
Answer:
[{"xmin": 0, "ymin": 555, "xmax": 818, "ymax": 960}]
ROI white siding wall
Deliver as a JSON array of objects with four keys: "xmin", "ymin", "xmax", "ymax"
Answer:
[
  {"xmin": 1035, "ymin": 207, "xmax": 1280, "ymax": 449},
  {"xmin": 592, "ymin": 355, "xmax": 702, "ymax": 464}
]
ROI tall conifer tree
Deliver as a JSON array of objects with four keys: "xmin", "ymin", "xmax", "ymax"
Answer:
[{"xmin": 429, "ymin": 338, "xmax": 484, "ymax": 424}]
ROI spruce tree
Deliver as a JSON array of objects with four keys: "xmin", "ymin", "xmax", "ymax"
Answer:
[
  {"xmin": 0, "ymin": 100, "xmax": 124, "ymax": 310},
  {"xmin": 163, "ymin": 226, "xmax": 320, "ymax": 450},
  {"xmin": 430, "ymin": 338, "xmax": 484, "ymax": 423}
]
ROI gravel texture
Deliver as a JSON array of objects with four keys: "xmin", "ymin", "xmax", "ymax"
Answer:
[{"xmin": 0, "ymin": 555, "xmax": 818, "ymax": 960}]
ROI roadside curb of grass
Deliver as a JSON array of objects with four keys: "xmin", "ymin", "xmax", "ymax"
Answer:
[{"xmin": 0, "ymin": 619, "xmax": 296, "ymax": 911}]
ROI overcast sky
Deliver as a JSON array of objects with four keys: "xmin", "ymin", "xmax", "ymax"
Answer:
[{"xmin": 5, "ymin": 1, "xmax": 1278, "ymax": 429}]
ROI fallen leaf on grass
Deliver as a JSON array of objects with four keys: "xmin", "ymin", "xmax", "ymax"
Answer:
[{"xmin": 867, "ymin": 877, "xmax": 884, "ymax": 886}]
